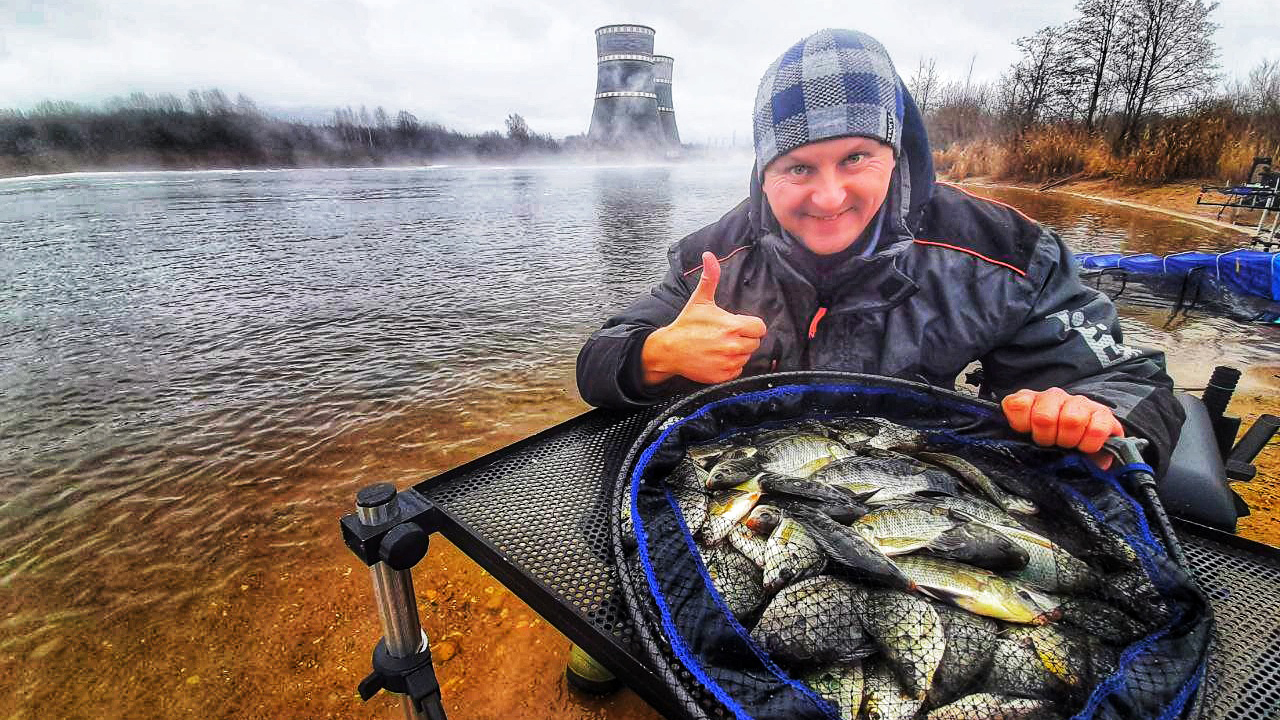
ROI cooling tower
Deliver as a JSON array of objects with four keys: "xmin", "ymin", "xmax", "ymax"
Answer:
[
  {"xmin": 653, "ymin": 55, "xmax": 681, "ymax": 147},
  {"xmin": 588, "ymin": 24, "xmax": 663, "ymax": 147}
]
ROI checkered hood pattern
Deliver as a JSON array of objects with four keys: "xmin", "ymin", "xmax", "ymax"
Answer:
[{"xmin": 753, "ymin": 29, "xmax": 904, "ymax": 173}]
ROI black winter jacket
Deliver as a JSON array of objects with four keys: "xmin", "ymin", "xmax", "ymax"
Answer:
[{"xmin": 576, "ymin": 93, "xmax": 1183, "ymax": 472}]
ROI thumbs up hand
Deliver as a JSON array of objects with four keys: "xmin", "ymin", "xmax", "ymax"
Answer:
[{"xmin": 642, "ymin": 252, "xmax": 768, "ymax": 386}]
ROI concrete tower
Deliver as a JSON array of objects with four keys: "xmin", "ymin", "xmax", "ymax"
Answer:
[
  {"xmin": 588, "ymin": 24, "xmax": 663, "ymax": 147},
  {"xmin": 653, "ymin": 55, "xmax": 680, "ymax": 147}
]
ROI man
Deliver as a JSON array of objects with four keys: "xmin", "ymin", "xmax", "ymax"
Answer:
[{"xmin": 576, "ymin": 28, "xmax": 1183, "ymax": 471}]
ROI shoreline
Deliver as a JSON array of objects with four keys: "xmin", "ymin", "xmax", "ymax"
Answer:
[{"xmin": 952, "ymin": 175, "xmax": 1263, "ymax": 239}]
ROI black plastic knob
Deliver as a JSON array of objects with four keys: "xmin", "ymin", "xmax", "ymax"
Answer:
[
  {"xmin": 379, "ymin": 523, "xmax": 430, "ymax": 570},
  {"xmin": 357, "ymin": 483, "xmax": 397, "ymax": 508}
]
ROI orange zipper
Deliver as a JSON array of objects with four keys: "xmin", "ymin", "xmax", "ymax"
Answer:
[{"xmin": 807, "ymin": 306, "xmax": 828, "ymax": 340}]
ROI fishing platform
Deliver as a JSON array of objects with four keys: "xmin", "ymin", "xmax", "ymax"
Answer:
[
  {"xmin": 340, "ymin": 371, "xmax": 1280, "ymax": 720},
  {"xmin": 1196, "ymin": 156, "xmax": 1280, "ymax": 250}
]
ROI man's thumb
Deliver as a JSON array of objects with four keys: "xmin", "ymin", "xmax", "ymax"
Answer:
[{"xmin": 689, "ymin": 251, "xmax": 721, "ymax": 305}]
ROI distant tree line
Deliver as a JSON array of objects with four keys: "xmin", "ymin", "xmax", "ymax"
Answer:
[
  {"xmin": 911, "ymin": 0, "xmax": 1280, "ymax": 183},
  {"xmin": 0, "ymin": 89, "xmax": 567, "ymax": 177}
]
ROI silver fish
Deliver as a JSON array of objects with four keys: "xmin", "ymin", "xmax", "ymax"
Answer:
[
  {"xmin": 893, "ymin": 556, "xmax": 1060, "ymax": 625},
  {"xmin": 819, "ymin": 461, "xmax": 962, "ymax": 504},
  {"xmin": 917, "ymin": 451, "xmax": 1017, "ymax": 512},
  {"xmin": 745, "ymin": 504, "xmax": 783, "ymax": 536},
  {"xmin": 759, "ymin": 434, "xmax": 854, "ymax": 477},
  {"xmin": 983, "ymin": 637, "xmax": 1062, "ymax": 700},
  {"xmin": 927, "ymin": 693, "xmax": 1060, "ymax": 720},
  {"xmin": 862, "ymin": 418, "xmax": 927, "ymax": 453},
  {"xmin": 787, "ymin": 504, "xmax": 915, "ymax": 590},
  {"xmin": 761, "ymin": 513, "xmax": 827, "ymax": 592},
  {"xmin": 925, "ymin": 522, "xmax": 1030, "ymax": 572},
  {"xmin": 858, "ymin": 588, "xmax": 946, "ymax": 699},
  {"xmin": 750, "ymin": 576, "xmax": 873, "ymax": 666},
  {"xmin": 706, "ymin": 455, "xmax": 763, "ymax": 490},
  {"xmin": 820, "ymin": 416, "xmax": 882, "ymax": 449},
  {"xmin": 855, "ymin": 506, "xmax": 959, "ymax": 555},
  {"xmin": 728, "ymin": 523, "xmax": 770, "ymax": 570},
  {"xmin": 909, "ymin": 495, "xmax": 1019, "ymax": 527},
  {"xmin": 992, "ymin": 525, "xmax": 1101, "ymax": 594},
  {"xmin": 700, "ymin": 479, "xmax": 763, "ymax": 546},
  {"xmin": 700, "ymin": 544, "xmax": 765, "ymax": 620}
]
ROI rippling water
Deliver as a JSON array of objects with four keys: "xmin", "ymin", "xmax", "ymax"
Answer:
[{"xmin": 2, "ymin": 165, "xmax": 1278, "ymax": 717}]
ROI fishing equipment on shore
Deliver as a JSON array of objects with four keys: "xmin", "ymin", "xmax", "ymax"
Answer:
[
  {"xmin": 1073, "ymin": 249, "xmax": 1280, "ymax": 323},
  {"xmin": 1195, "ymin": 157, "xmax": 1280, "ymax": 249},
  {"xmin": 615, "ymin": 372, "xmax": 1214, "ymax": 720}
]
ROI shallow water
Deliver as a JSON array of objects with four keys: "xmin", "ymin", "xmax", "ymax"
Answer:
[{"xmin": 2, "ymin": 165, "xmax": 1277, "ymax": 718}]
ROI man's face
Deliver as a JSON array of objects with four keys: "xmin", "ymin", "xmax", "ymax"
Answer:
[{"xmin": 761, "ymin": 135, "xmax": 896, "ymax": 255}]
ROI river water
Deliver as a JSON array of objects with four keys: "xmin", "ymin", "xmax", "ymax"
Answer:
[{"xmin": 2, "ymin": 165, "xmax": 1277, "ymax": 718}]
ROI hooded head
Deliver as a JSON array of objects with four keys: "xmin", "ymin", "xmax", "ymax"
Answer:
[
  {"xmin": 748, "ymin": 29, "xmax": 934, "ymax": 254},
  {"xmin": 753, "ymin": 28, "xmax": 902, "ymax": 172}
]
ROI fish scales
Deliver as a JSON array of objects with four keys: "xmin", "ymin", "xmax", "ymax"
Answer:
[
  {"xmin": 927, "ymin": 692, "xmax": 1061, "ymax": 720},
  {"xmin": 800, "ymin": 662, "xmax": 864, "ymax": 719},
  {"xmin": 863, "ymin": 661, "xmax": 924, "ymax": 720},
  {"xmin": 750, "ymin": 576, "xmax": 872, "ymax": 666},
  {"xmin": 787, "ymin": 505, "xmax": 914, "ymax": 590},
  {"xmin": 983, "ymin": 637, "xmax": 1063, "ymax": 701},
  {"xmin": 930, "ymin": 603, "xmax": 999, "ymax": 705},
  {"xmin": 700, "ymin": 544, "xmax": 765, "ymax": 621},
  {"xmin": 857, "ymin": 588, "xmax": 946, "ymax": 699},
  {"xmin": 760, "ymin": 434, "xmax": 853, "ymax": 477},
  {"xmin": 855, "ymin": 506, "xmax": 958, "ymax": 555},
  {"xmin": 893, "ymin": 556, "xmax": 1059, "ymax": 625},
  {"xmin": 761, "ymin": 515, "xmax": 827, "ymax": 592}
]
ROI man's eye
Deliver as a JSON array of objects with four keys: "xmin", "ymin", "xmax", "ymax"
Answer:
[
  {"xmin": 787, "ymin": 165, "xmax": 810, "ymax": 177},
  {"xmin": 844, "ymin": 153, "xmax": 865, "ymax": 165}
]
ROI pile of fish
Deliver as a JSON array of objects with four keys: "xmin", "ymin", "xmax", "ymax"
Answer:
[{"xmin": 629, "ymin": 415, "xmax": 1167, "ymax": 720}]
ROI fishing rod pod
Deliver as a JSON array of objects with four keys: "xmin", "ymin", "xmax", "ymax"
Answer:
[
  {"xmin": 612, "ymin": 371, "xmax": 1215, "ymax": 720},
  {"xmin": 341, "ymin": 483, "xmax": 448, "ymax": 720}
]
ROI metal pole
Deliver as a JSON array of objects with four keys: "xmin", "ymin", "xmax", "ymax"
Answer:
[
  {"xmin": 1257, "ymin": 176, "xmax": 1280, "ymax": 237},
  {"xmin": 357, "ymin": 484, "xmax": 431, "ymax": 720}
]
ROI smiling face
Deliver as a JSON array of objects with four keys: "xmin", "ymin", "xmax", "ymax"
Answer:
[{"xmin": 761, "ymin": 135, "xmax": 897, "ymax": 255}]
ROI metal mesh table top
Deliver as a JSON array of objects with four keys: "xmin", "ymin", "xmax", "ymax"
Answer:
[{"xmin": 415, "ymin": 408, "xmax": 1280, "ymax": 720}]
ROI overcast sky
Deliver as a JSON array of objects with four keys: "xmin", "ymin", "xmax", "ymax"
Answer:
[{"xmin": 2, "ymin": 0, "xmax": 1276, "ymax": 143}]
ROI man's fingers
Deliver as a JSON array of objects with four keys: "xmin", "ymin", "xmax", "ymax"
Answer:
[
  {"xmin": 688, "ymin": 251, "xmax": 721, "ymax": 306},
  {"xmin": 1088, "ymin": 450, "xmax": 1114, "ymax": 471},
  {"xmin": 1078, "ymin": 410, "xmax": 1121, "ymax": 454},
  {"xmin": 1001, "ymin": 389, "xmax": 1037, "ymax": 433},
  {"xmin": 1054, "ymin": 396, "xmax": 1094, "ymax": 449},
  {"xmin": 1029, "ymin": 388, "xmax": 1069, "ymax": 447},
  {"xmin": 720, "ymin": 336, "xmax": 761, "ymax": 356},
  {"xmin": 732, "ymin": 314, "xmax": 768, "ymax": 339}
]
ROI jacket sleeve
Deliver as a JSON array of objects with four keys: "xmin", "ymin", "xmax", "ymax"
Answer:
[
  {"xmin": 575, "ymin": 245, "xmax": 700, "ymax": 408},
  {"xmin": 979, "ymin": 230, "xmax": 1185, "ymax": 474}
]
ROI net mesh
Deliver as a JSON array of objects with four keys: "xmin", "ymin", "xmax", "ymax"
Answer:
[{"xmin": 612, "ymin": 374, "xmax": 1213, "ymax": 720}]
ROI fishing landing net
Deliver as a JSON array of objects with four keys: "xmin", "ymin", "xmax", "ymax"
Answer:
[{"xmin": 611, "ymin": 373, "xmax": 1213, "ymax": 720}]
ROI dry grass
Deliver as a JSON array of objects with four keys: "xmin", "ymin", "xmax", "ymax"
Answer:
[{"xmin": 933, "ymin": 109, "xmax": 1280, "ymax": 185}]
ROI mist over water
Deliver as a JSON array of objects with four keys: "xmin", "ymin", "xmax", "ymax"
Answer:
[{"xmin": 1, "ymin": 164, "xmax": 1277, "ymax": 716}]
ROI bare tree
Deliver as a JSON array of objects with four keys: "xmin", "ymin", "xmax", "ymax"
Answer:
[
  {"xmin": 909, "ymin": 57, "xmax": 940, "ymax": 116},
  {"xmin": 1065, "ymin": 0, "xmax": 1129, "ymax": 130},
  {"xmin": 1004, "ymin": 26, "xmax": 1071, "ymax": 131},
  {"xmin": 1112, "ymin": 0, "xmax": 1219, "ymax": 146}
]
